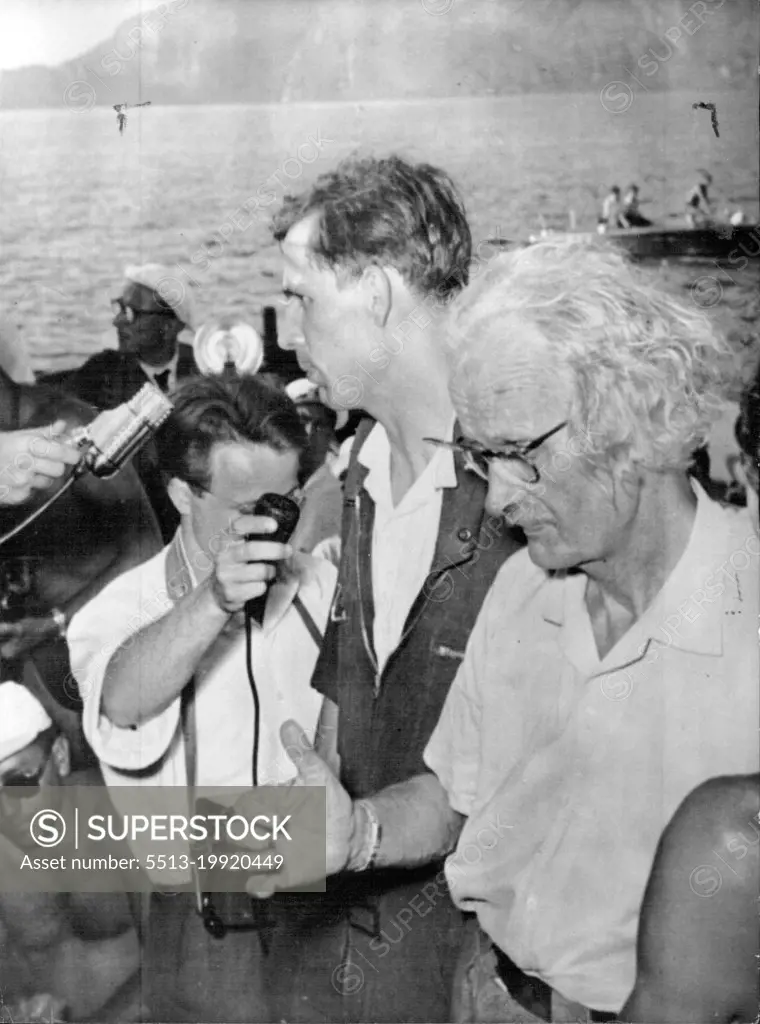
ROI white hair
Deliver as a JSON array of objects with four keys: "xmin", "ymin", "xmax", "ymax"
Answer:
[{"xmin": 448, "ymin": 237, "xmax": 737, "ymax": 471}]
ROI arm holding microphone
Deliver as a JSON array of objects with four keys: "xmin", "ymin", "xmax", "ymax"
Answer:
[
  {"xmin": 0, "ymin": 386, "xmax": 169, "ymax": 661},
  {"xmin": 101, "ymin": 515, "xmax": 291, "ymax": 729},
  {"xmin": 0, "ymin": 422, "xmax": 81, "ymax": 506}
]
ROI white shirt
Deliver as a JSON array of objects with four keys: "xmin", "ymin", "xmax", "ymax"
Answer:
[
  {"xmin": 425, "ymin": 485, "xmax": 759, "ymax": 1012},
  {"xmin": 359, "ymin": 422, "xmax": 457, "ymax": 672},
  {"xmin": 139, "ymin": 351, "xmax": 178, "ymax": 393},
  {"xmin": 70, "ymin": 545, "xmax": 336, "ymax": 791}
]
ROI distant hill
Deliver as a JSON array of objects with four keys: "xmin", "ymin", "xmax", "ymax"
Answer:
[{"xmin": 0, "ymin": 0, "xmax": 757, "ymax": 109}]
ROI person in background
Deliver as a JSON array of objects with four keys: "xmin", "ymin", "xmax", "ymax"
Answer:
[
  {"xmin": 68, "ymin": 372, "xmax": 336, "ymax": 1023},
  {"xmin": 621, "ymin": 184, "xmax": 652, "ymax": 227},
  {"xmin": 597, "ymin": 185, "xmax": 628, "ymax": 233},
  {"xmin": 276, "ymin": 237, "xmax": 758, "ymax": 1022},
  {"xmin": 64, "ymin": 263, "xmax": 200, "ymax": 541},
  {"xmin": 286, "ymin": 378, "xmax": 343, "ymax": 557},
  {"xmin": 268, "ymin": 154, "xmax": 521, "ymax": 1024},
  {"xmin": 68, "ymin": 263, "xmax": 197, "ymax": 408},
  {"xmin": 0, "ymin": 681, "xmax": 142, "ymax": 1022},
  {"xmin": 685, "ymin": 170, "xmax": 714, "ymax": 227},
  {"xmin": 621, "ymin": 363, "xmax": 760, "ymax": 1023},
  {"xmin": 0, "ymin": 367, "xmax": 162, "ymax": 765}
]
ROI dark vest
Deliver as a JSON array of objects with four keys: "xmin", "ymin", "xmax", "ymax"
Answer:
[{"xmin": 312, "ymin": 417, "xmax": 523, "ymax": 798}]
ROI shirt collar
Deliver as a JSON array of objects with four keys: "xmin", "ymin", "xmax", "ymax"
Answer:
[
  {"xmin": 542, "ymin": 482, "xmax": 730, "ymax": 660},
  {"xmin": 139, "ymin": 351, "xmax": 178, "ymax": 385},
  {"xmin": 358, "ymin": 421, "xmax": 458, "ymax": 505},
  {"xmin": 640, "ymin": 481, "xmax": 729, "ymax": 656}
]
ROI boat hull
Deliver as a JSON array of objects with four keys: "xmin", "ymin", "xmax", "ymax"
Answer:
[{"xmin": 489, "ymin": 225, "xmax": 760, "ymax": 261}]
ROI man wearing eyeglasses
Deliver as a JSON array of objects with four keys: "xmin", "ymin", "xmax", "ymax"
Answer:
[
  {"xmin": 0, "ymin": 681, "xmax": 142, "ymax": 1022},
  {"xmin": 69, "ymin": 263, "xmax": 197, "ymax": 410},
  {"xmin": 276, "ymin": 238, "xmax": 759, "ymax": 1022},
  {"xmin": 67, "ymin": 372, "xmax": 336, "ymax": 1023},
  {"xmin": 64, "ymin": 263, "xmax": 200, "ymax": 541}
]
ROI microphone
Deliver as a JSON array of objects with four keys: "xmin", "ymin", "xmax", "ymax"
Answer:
[
  {"xmin": 71, "ymin": 382, "xmax": 173, "ymax": 478},
  {"xmin": 244, "ymin": 492, "xmax": 301, "ymax": 625},
  {"xmin": 0, "ymin": 383, "xmax": 173, "ymax": 550}
]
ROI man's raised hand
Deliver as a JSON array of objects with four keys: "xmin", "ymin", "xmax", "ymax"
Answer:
[{"xmin": 209, "ymin": 513, "xmax": 292, "ymax": 615}]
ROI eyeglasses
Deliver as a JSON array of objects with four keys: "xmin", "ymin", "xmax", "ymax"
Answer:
[
  {"xmin": 0, "ymin": 736, "xmax": 55, "ymax": 799},
  {"xmin": 424, "ymin": 421, "xmax": 567, "ymax": 485},
  {"xmin": 111, "ymin": 298, "xmax": 176, "ymax": 324}
]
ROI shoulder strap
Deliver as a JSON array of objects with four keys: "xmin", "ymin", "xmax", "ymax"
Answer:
[
  {"xmin": 181, "ymin": 684, "xmax": 196, "ymax": 794},
  {"xmin": 342, "ymin": 416, "xmax": 375, "ymax": 504},
  {"xmin": 292, "ymin": 593, "xmax": 323, "ymax": 648},
  {"xmin": 164, "ymin": 534, "xmax": 198, "ymax": 791}
]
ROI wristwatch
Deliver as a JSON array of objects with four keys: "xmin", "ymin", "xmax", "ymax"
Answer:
[{"xmin": 50, "ymin": 607, "xmax": 67, "ymax": 639}]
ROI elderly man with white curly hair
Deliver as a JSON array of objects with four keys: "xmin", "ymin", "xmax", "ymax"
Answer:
[{"xmin": 272, "ymin": 238, "xmax": 759, "ymax": 1023}]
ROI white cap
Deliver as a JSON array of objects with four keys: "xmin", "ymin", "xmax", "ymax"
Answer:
[
  {"xmin": 124, "ymin": 263, "xmax": 196, "ymax": 330},
  {"xmin": 0, "ymin": 682, "xmax": 52, "ymax": 762}
]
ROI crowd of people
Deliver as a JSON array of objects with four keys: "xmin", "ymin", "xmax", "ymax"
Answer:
[{"xmin": 0, "ymin": 153, "xmax": 758, "ymax": 1024}]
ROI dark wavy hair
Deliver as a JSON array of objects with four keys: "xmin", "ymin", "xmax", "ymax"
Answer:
[
  {"xmin": 156, "ymin": 371, "xmax": 308, "ymax": 491},
  {"xmin": 272, "ymin": 154, "xmax": 472, "ymax": 301}
]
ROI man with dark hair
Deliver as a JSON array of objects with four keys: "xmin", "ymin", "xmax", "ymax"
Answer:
[
  {"xmin": 268, "ymin": 154, "xmax": 521, "ymax": 1023},
  {"xmin": 67, "ymin": 372, "xmax": 337, "ymax": 1023}
]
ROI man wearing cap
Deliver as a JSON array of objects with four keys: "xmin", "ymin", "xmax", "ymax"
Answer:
[
  {"xmin": 65, "ymin": 263, "xmax": 200, "ymax": 539},
  {"xmin": 0, "ymin": 681, "xmax": 142, "ymax": 1022},
  {"xmin": 68, "ymin": 263, "xmax": 198, "ymax": 409}
]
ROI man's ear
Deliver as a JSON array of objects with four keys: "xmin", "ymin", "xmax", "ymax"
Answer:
[
  {"xmin": 51, "ymin": 735, "xmax": 70, "ymax": 780},
  {"xmin": 162, "ymin": 318, "xmax": 184, "ymax": 345},
  {"xmin": 362, "ymin": 265, "xmax": 392, "ymax": 328},
  {"xmin": 167, "ymin": 477, "xmax": 192, "ymax": 515}
]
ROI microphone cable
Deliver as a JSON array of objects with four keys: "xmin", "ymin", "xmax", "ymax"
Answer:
[
  {"xmin": 0, "ymin": 470, "xmax": 80, "ymax": 549},
  {"xmin": 244, "ymin": 609, "xmax": 261, "ymax": 788}
]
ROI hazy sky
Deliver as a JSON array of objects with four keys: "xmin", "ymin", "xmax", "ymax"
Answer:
[{"xmin": 0, "ymin": 0, "xmax": 150, "ymax": 71}]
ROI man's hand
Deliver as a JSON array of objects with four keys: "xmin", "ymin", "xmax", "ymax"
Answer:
[
  {"xmin": 0, "ymin": 423, "xmax": 81, "ymax": 506},
  {"xmin": 208, "ymin": 514, "xmax": 293, "ymax": 615},
  {"xmin": 246, "ymin": 719, "xmax": 358, "ymax": 897},
  {"xmin": 0, "ymin": 616, "xmax": 60, "ymax": 660}
]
